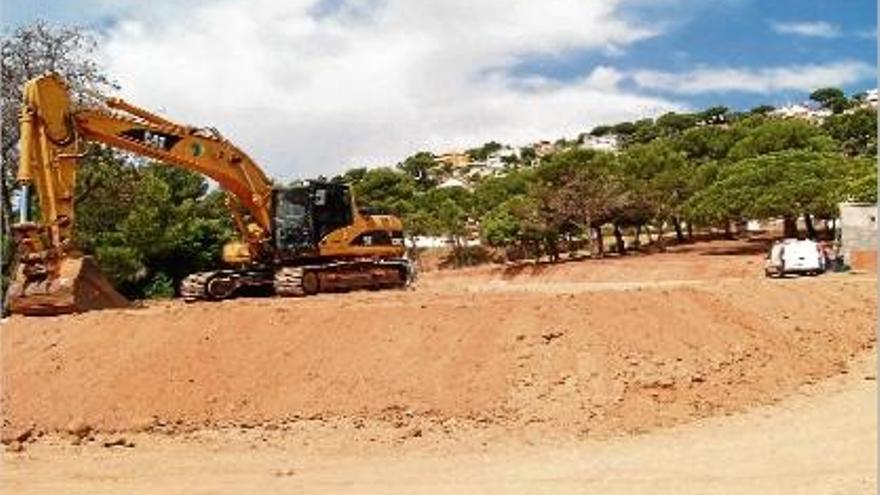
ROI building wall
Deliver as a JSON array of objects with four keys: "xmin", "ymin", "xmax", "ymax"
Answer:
[
  {"xmin": 838, "ymin": 203, "xmax": 877, "ymax": 269},
  {"xmin": 434, "ymin": 152, "xmax": 471, "ymax": 168}
]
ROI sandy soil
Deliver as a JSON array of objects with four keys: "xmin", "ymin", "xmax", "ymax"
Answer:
[
  {"xmin": 1, "ymin": 239, "xmax": 876, "ymax": 493},
  {"xmin": 2, "ymin": 351, "xmax": 875, "ymax": 495}
]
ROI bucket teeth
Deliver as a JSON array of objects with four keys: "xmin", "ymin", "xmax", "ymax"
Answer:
[{"xmin": 6, "ymin": 256, "xmax": 129, "ymax": 316}]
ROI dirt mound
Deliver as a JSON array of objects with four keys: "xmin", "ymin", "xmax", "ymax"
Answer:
[
  {"xmin": 420, "ymin": 239, "xmax": 768, "ymax": 290},
  {"xmin": 2, "ymin": 263, "xmax": 874, "ymax": 440},
  {"xmin": 4, "ymin": 353, "xmax": 875, "ymax": 495}
]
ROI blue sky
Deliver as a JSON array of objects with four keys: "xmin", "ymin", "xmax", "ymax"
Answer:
[
  {"xmin": 5, "ymin": 0, "xmax": 874, "ymax": 109},
  {"xmin": 1, "ymin": 0, "xmax": 877, "ymax": 177},
  {"xmin": 510, "ymin": 0, "xmax": 877, "ymax": 109}
]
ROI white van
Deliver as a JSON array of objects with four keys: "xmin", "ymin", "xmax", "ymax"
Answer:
[{"xmin": 764, "ymin": 239, "xmax": 826, "ymax": 277}]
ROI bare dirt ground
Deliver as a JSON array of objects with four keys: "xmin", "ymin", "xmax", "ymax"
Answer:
[
  {"xmin": 3, "ymin": 352, "xmax": 874, "ymax": 495},
  {"xmin": 1, "ymin": 239, "xmax": 876, "ymax": 494}
]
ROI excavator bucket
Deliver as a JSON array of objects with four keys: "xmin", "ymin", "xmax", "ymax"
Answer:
[{"xmin": 6, "ymin": 256, "xmax": 129, "ymax": 316}]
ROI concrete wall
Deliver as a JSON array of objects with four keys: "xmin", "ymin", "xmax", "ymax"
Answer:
[{"xmin": 838, "ymin": 203, "xmax": 877, "ymax": 269}]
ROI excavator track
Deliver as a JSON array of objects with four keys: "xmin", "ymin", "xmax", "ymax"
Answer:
[
  {"xmin": 300, "ymin": 259, "xmax": 411, "ymax": 294},
  {"xmin": 180, "ymin": 272, "xmax": 214, "ymax": 301},
  {"xmin": 181, "ymin": 269, "xmax": 274, "ymax": 301},
  {"xmin": 273, "ymin": 267, "xmax": 306, "ymax": 297},
  {"xmin": 180, "ymin": 259, "xmax": 412, "ymax": 302}
]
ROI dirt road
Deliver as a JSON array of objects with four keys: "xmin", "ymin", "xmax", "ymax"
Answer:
[{"xmin": 3, "ymin": 353, "xmax": 875, "ymax": 495}]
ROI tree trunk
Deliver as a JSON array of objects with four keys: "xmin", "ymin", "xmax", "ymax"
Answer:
[
  {"xmin": 723, "ymin": 221, "xmax": 733, "ymax": 239},
  {"xmin": 686, "ymin": 221, "xmax": 693, "ymax": 240},
  {"xmin": 545, "ymin": 237, "xmax": 559, "ymax": 262},
  {"xmin": 803, "ymin": 213, "xmax": 816, "ymax": 240},
  {"xmin": 592, "ymin": 225, "xmax": 605, "ymax": 257},
  {"xmin": 655, "ymin": 223, "xmax": 666, "ymax": 251},
  {"xmin": 824, "ymin": 219, "xmax": 834, "ymax": 241},
  {"xmin": 672, "ymin": 217, "xmax": 685, "ymax": 243},
  {"xmin": 454, "ymin": 236, "xmax": 471, "ymax": 267},
  {"xmin": 634, "ymin": 224, "xmax": 642, "ymax": 249},
  {"xmin": 613, "ymin": 223, "xmax": 625, "ymax": 254},
  {"xmin": 0, "ymin": 173, "xmax": 13, "ymax": 289},
  {"xmin": 406, "ymin": 235, "xmax": 422, "ymax": 272},
  {"xmin": 783, "ymin": 215, "xmax": 798, "ymax": 238}
]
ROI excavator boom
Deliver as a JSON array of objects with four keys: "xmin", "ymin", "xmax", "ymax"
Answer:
[{"xmin": 9, "ymin": 73, "xmax": 275, "ymax": 315}]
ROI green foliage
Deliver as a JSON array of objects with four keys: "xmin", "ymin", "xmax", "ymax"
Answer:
[
  {"xmin": 589, "ymin": 125, "xmax": 613, "ymax": 136},
  {"xmin": 331, "ymin": 167, "xmax": 368, "ymax": 185},
  {"xmin": 655, "ymin": 112, "xmax": 699, "ymax": 135},
  {"xmin": 408, "ymin": 186, "xmax": 477, "ymax": 265},
  {"xmin": 472, "ymin": 169, "xmax": 532, "ymax": 216},
  {"xmin": 397, "ymin": 151, "xmax": 438, "ymax": 189},
  {"xmin": 482, "ymin": 204, "xmax": 520, "ymax": 247},
  {"xmin": 611, "ymin": 121, "xmax": 637, "ymax": 136},
  {"xmin": 726, "ymin": 118, "xmax": 836, "ymax": 161},
  {"xmin": 674, "ymin": 125, "xmax": 743, "ymax": 162},
  {"xmin": 482, "ymin": 195, "xmax": 542, "ymax": 248},
  {"xmin": 700, "ymin": 106, "xmax": 730, "ymax": 125},
  {"xmin": 416, "ymin": 187, "xmax": 472, "ymax": 237},
  {"xmin": 749, "ymin": 104, "xmax": 775, "ymax": 115},
  {"xmin": 74, "ymin": 151, "xmax": 233, "ymax": 298},
  {"xmin": 93, "ymin": 243, "xmax": 146, "ymax": 286},
  {"xmin": 619, "ymin": 139, "xmax": 693, "ymax": 222},
  {"xmin": 143, "ymin": 272, "xmax": 175, "ymax": 299},
  {"xmin": 470, "ymin": 108, "xmax": 869, "ymax": 255},
  {"xmin": 840, "ymin": 156, "xmax": 878, "ymax": 203},
  {"xmin": 466, "ymin": 141, "xmax": 503, "ymax": 161},
  {"xmin": 402, "ymin": 208, "xmax": 440, "ymax": 239},
  {"xmin": 810, "ymin": 87, "xmax": 849, "ymax": 114},
  {"xmin": 519, "ymin": 146, "xmax": 537, "ymax": 163},
  {"xmin": 629, "ymin": 118, "xmax": 659, "ymax": 145},
  {"xmin": 351, "ymin": 167, "xmax": 417, "ymax": 215},
  {"xmin": 686, "ymin": 150, "xmax": 864, "ymax": 224},
  {"xmin": 823, "ymin": 108, "xmax": 877, "ymax": 156},
  {"xmin": 531, "ymin": 148, "xmax": 625, "ymax": 255}
]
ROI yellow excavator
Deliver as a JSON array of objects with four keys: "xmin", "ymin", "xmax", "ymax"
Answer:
[{"xmin": 8, "ymin": 73, "xmax": 411, "ymax": 316}]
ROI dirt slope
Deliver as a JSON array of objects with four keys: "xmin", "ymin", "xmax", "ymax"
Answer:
[
  {"xmin": 1, "ymin": 252, "xmax": 875, "ymax": 440},
  {"xmin": 3, "ymin": 352, "xmax": 875, "ymax": 495}
]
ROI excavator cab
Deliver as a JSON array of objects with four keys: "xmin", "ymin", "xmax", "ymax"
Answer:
[{"xmin": 272, "ymin": 182, "xmax": 354, "ymax": 260}]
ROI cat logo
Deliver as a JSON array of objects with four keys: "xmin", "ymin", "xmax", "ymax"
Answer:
[{"xmin": 120, "ymin": 128, "xmax": 181, "ymax": 151}]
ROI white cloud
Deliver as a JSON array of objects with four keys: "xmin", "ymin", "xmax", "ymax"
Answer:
[
  {"xmin": 630, "ymin": 60, "xmax": 874, "ymax": 94},
  {"xmin": 856, "ymin": 27, "xmax": 877, "ymax": 39},
  {"xmin": 97, "ymin": 0, "xmax": 679, "ymax": 180},
  {"xmin": 770, "ymin": 20, "xmax": 840, "ymax": 38}
]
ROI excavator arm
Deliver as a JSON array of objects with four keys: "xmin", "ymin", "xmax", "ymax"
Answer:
[{"xmin": 10, "ymin": 73, "xmax": 276, "ymax": 314}]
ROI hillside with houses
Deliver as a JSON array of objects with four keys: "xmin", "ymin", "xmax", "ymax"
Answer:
[
  {"xmin": 427, "ymin": 88, "xmax": 878, "ymax": 190},
  {"xmin": 330, "ymin": 86, "xmax": 876, "ymax": 262}
]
